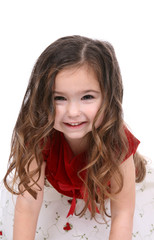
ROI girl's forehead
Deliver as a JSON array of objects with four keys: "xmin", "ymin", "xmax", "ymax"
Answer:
[{"xmin": 54, "ymin": 65, "xmax": 100, "ymax": 91}]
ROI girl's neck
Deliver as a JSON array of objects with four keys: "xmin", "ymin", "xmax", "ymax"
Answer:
[{"xmin": 64, "ymin": 134, "xmax": 89, "ymax": 156}]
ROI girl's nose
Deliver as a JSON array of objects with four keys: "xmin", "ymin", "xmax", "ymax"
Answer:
[{"xmin": 67, "ymin": 101, "xmax": 81, "ymax": 118}]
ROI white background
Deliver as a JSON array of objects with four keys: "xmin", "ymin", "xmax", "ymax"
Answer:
[{"xmin": 0, "ymin": 0, "xmax": 154, "ymax": 181}]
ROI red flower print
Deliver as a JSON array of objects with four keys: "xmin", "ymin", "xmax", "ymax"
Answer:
[
  {"xmin": 0, "ymin": 231, "xmax": 2, "ymax": 236},
  {"xmin": 63, "ymin": 222, "xmax": 73, "ymax": 231}
]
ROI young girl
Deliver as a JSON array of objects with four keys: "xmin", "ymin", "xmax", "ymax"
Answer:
[{"xmin": 4, "ymin": 35, "xmax": 146, "ymax": 240}]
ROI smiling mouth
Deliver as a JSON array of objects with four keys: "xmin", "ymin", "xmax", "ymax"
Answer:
[{"xmin": 64, "ymin": 122, "xmax": 86, "ymax": 127}]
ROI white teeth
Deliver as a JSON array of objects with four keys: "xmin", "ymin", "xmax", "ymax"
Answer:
[{"xmin": 69, "ymin": 123, "xmax": 81, "ymax": 126}]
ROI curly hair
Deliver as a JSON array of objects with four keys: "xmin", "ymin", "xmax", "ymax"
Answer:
[{"xmin": 4, "ymin": 35, "xmax": 146, "ymax": 219}]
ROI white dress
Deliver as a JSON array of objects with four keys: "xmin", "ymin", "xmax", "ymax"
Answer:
[{"xmin": 0, "ymin": 164, "xmax": 154, "ymax": 240}]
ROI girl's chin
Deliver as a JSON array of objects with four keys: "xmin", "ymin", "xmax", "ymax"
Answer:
[{"xmin": 63, "ymin": 132, "xmax": 90, "ymax": 141}]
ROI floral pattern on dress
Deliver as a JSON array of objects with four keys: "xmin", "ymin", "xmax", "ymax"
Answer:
[{"xmin": 0, "ymin": 164, "xmax": 154, "ymax": 240}]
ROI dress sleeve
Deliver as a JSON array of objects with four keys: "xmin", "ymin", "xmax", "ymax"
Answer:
[{"xmin": 123, "ymin": 127, "xmax": 140, "ymax": 162}]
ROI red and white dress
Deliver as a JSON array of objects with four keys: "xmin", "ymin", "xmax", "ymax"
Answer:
[
  {"xmin": 1, "ymin": 128, "xmax": 154, "ymax": 240},
  {"xmin": 43, "ymin": 128, "xmax": 140, "ymax": 217}
]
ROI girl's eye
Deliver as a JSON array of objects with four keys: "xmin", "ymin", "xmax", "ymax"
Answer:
[
  {"xmin": 54, "ymin": 96, "xmax": 66, "ymax": 101},
  {"xmin": 81, "ymin": 95, "xmax": 94, "ymax": 100}
]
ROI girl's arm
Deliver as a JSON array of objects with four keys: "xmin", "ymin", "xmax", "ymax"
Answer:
[
  {"xmin": 13, "ymin": 160, "xmax": 46, "ymax": 240},
  {"xmin": 109, "ymin": 154, "xmax": 136, "ymax": 240}
]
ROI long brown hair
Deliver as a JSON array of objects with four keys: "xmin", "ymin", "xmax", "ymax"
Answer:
[{"xmin": 4, "ymin": 35, "xmax": 146, "ymax": 218}]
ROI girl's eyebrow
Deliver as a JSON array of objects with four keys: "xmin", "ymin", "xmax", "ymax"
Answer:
[{"xmin": 53, "ymin": 90, "xmax": 101, "ymax": 94}]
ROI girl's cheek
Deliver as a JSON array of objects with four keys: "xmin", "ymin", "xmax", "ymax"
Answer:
[
  {"xmin": 55, "ymin": 105, "xmax": 63, "ymax": 114},
  {"xmin": 55, "ymin": 106, "xmax": 66, "ymax": 120}
]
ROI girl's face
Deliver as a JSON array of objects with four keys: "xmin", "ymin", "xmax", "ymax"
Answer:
[{"xmin": 53, "ymin": 65, "xmax": 103, "ymax": 144}]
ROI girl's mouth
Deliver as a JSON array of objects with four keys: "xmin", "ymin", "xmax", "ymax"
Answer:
[{"xmin": 64, "ymin": 122, "xmax": 86, "ymax": 128}]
